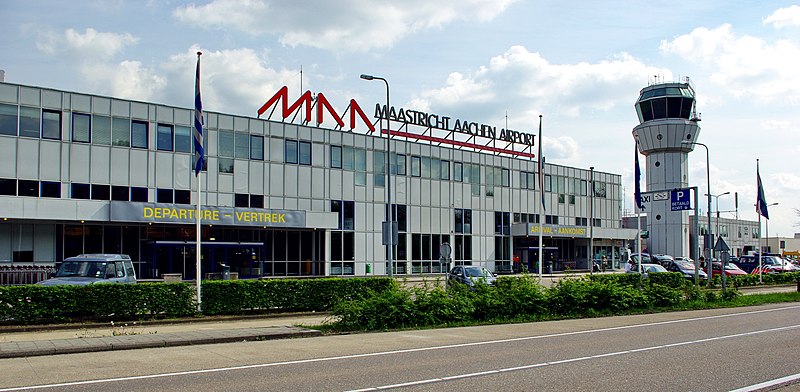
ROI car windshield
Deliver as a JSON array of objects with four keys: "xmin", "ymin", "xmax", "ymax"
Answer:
[
  {"xmin": 675, "ymin": 261, "xmax": 695, "ymax": 270},
  {"xmin": 725, "ymin": 263, "xmax": 742, "ymax": 270},
  {"xmin": 464, "ymin": 267, "xmax": 491, "ymax": 277},
  {"xmin": 54, "ymin": 261, "xmax": 108, "ymax": 278}
]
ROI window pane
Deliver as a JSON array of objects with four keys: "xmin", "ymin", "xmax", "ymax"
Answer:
[
  {"xmin": 355, "ymin": 148, "xmax": 366, "ymax": 172},
  {"xmin": 175, "ymin": 126, "xmax": 192, "ymax": 153},
  {"xmin": 250, "ymin": 135, "xmax": 263, "ymax": 160},
  {"xmin": 72, "ymin": 113, "xmax": 91, "ymax": 143},
  {"xmin": 395, "ymin": 154, "xmax": 406, "ymax": 175},
  {"xmin": 92, "ymin": 115, "xmax": 112, "ymax": 145},
  {"xmin": 218, "ymin": 157, "xmax": 234, "ymax": 173},
  {"xmin": 111, "ymin": 117, "xmax": 129, "ymax": 146},
  {"xmin": 331, "ymin": 146, "xmax": 342, "ymax": 168},
  {"xmin": 440, "ymin": 160, "xmax": 449, "ymax": 180},
  {"xmin": 342, "ymin": 146, "xmax": 354, "ymax": 170},
  {"xmin": 235, "ymin": 132, "xmax": 249, "ymax": 159},
  {"xmin": 42, "ymin": 110, "xmax": 61, "ymax": 139},
  {"xmin": 299, "ymin": 141, "xmax": 311, "ymax": 165},
  {"xmin": 454, "ymin": 162, "xmax": 462, "ymax": 182},
  {"xmin": 411, "ymin": 156, "xmax": 421, "ymax": 177},
  {"xmin": 218, "ymin": 130, "xmax": 234, "ymax": 158},
  {"xmin": 0, "ymin": 104, "xmax": 17, "ymax": 135},
  {"xmin": 19, "ymin": 106, "xmax": 39, "ymax": 137},
  {"xmin": 131, "ymin": 120, "xmax": 148, "ymax": 148},
  {"xmin": 421, "ymin": 157, "xmax": 431, "ymax": 178},
  {"xmin": 157, "ymin": 124, "xmax": 173, "ymax": 151},
  {"xmin": 285, "ymin": 140, "xmax": 298, "ymax": 164}
]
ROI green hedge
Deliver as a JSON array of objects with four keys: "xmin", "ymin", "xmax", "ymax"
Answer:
[
  {"xmin": 0, "ymin": 283, "xmax": 195, "ymax": 324},
  {"xmin": 200, "ymin": 277, "xmax": 394, "ymax": 315},
  {"xmin": 0, "ymin": 277, "xmax": 394, "ymax": 325}
]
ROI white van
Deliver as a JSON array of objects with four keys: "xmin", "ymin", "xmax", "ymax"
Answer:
[{"xmin": 38, "ymin": 254, "xmax": 137, "ymax": 286}]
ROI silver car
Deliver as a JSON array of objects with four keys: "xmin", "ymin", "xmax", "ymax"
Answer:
[
  {"xmin": 446, "ymin": 266, "xmax": 497, "ymax": 288},
  {"xmin": 38, "ymin": 254, "xmax": 137, "ymax": 286}
]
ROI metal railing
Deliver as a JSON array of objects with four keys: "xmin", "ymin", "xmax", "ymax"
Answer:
[{"xmin": 0, "ymin": 266, "xmax": 57, "ymax": 286}]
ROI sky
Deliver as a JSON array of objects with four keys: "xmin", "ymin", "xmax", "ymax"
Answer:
[{"xmin": 1, "ymin": 0, "xmax": 799, "ymax": 239}]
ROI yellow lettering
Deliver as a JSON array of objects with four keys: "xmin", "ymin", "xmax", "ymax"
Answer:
[
  {"xmin": 278, "ymin": 214, "xmax": 286, "ymax": 222},
  {"xmin": 235, "ymin": 212, "xmax": 244, "ymax": 221},
  {"xmin": 144, "ymin": 207, "xmax": 153, "ymax": 218},
  {"xmin": 170, "ymin": 209, "xmax": 179, "ymax": 219},
  {"xmin": 212, "ymin": 210, "xmax": 219, "ymax": 220}
]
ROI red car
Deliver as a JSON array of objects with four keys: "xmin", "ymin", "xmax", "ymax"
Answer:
[{"xmin": 711, "ymin": 262, "xmax": 747, "ymax": 276}]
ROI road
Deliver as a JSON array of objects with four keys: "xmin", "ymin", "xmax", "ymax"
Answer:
[{"xmin": 1, "ymin": 303, "xmax": 799, "ymax": 391}]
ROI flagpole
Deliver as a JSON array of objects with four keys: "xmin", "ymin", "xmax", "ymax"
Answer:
[
  {"xmin": 634, "ymin": 142, "xmax": 643, "ymax": 274},
  {"xmin": 537, "ymin": 115, "xmax": 544, "ymax": 282},
  {"xmin": 757, "ymin": 159, "xmax": 763, "ymax": 284},
  {"xmin": 194, "ymin": 51, "xmax": 204, "ymax": 312}
]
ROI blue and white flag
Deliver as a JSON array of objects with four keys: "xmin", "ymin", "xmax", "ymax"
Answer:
[
  {"xmin": 193, "ymin": 52, "xmax": 204, "ymax": 176},
  {"xmin": 634, "ymin": 143, "xmax": 644, "ymax": 210},
  {"xmin": 537, "ymin": 115, "xmax": 546, "ymax": 211},
  {"xmin": 756, "ymin": 160, "xmax": 769, "ymax": 219}
]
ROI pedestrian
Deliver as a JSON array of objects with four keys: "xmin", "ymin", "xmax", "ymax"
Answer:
[{"xmin": 601, "ymin": 255, "xmax": 607, "ymax": 272}]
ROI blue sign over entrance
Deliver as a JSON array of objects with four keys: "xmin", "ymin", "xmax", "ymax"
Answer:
[{"xmin": 670, "ymin": 188, "xmax": 692, "ymax": 211}]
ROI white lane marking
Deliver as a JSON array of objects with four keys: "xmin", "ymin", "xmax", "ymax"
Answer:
[
  {"xmin": 729, "ymin": 372, "xmax": 800, "ymax": 392},
  {"xmin": 1, "ymin": 304, "xmax": 798, "ymax": 391},
  {"xmin": 348, "ymin": 324, "xmax": 800, "ymax": 391}
]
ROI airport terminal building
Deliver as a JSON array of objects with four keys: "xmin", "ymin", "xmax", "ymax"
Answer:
[{"xmin": 0, "ymin": 81, "xmax": 637, "ymax": 279}]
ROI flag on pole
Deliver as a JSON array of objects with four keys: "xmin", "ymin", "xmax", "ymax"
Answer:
[
  {"xmin": 756, "ymin": 160, "xmax": 769, "ymax": 219},
  {"xmin": 537, "ymin": 115, "xmax": 546, "ymax": 211},
  {"xmin": 193, "ymin": 52, "xmax": 204, "ymax": 176},
  {"xmin": 634, "ymin": 143, "xmax": 644, "ymax": 210}
]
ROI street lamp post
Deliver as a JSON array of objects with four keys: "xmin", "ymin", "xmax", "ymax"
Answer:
[
  {"xmin": 589, "ymin": 166, "xmax": 594, "ymax": 273},
  {"xmin": 705, "ymin": 191, "xmax": 730, "ymax": 250},
  {"xmin": 360, "ymin": 74, "xmax": 393, "ymax": 278},
  {"xmin": 682, "ymin": 140, "xmax": 712, "ymax": 285}
]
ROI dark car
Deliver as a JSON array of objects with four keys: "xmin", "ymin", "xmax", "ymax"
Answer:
[
  {"xmin": 664, "ymin": 260, "xmax": 707, "ymax": 280},
  {"xmin": 447, "ymin": 266, "xmax": 497, "ymax": 289},
  {"xmin": 737, "ymin": 254, "xmax": 791, "ymax": 273}
]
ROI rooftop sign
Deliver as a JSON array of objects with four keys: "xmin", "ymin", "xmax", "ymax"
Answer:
[{"xmin": 257, "ymin": 86, "xmax": 537, "ymax": 158}]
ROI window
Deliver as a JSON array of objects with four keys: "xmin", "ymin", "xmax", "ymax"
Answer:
[
  {"xmin": 544, "ymin": 174, "xmax": 552, "ymax": 192},
  {"xmin": 19, "ymin": 180, "xmax": 38, "ymax": 196},
  {"xmin": 157, "ymin": 124, "xmax": 173, "ymax": 151},
  {"xmin": 235, "ymin": 193, "xmax": 249, "ymax": 207},
  {"xmin": 218, "ymin": 130, "xmax": 234, "ymax": 158},
  {"xmin": 250, "ymin": 135, "xmax": 263, "ymax": 160},
  {"xmin": 284, "ymin": 140, "xmax": 298, "ymax": 164},
  {"xmin": 71, "ymin": 183, "xmax": 90, "ymax": 199},
  {"xmin": 235, "ymin": 132, "xmax": 249, "ymax": 159},
  {"xmin": 72, "ymin": 113, "xmax": 91, "ymax": 143},
  {"xmin": 0, "ymin": 178, "xmax": 17, "ymax": 195},
  {"xmin": 558, "ymin": 194, "xmax": 565, "ymax": 204},
  {"xmin": 545, "ymin": 215, "xmax": 559, "ymax": 224},
  {"xmin": 41, "ymin": 110, "xmax": 61, "ymax": 139},
  {"xmin": 331, "ymin": 146, "xmax": 342, "ymax": 168},
  {"xmin": 131, "ymin": 120, "xmax": 148, "ymax": 148},
  {"xmin": 394, "ymin": 153, "xmax": 407, "ymax": 176},
  {"xmin": 494, "ymin": 211, "xmax": 511, "ymax": 235},
  {"xmin": 0, "ymin": 104, "xmax": 17, "ymax": 135},
  {"xmin": 175, "ymin": 126, "xmax": 192, "ymax": 153},
  {"xmin": 111, "ymin": 118, "xmax": 129, "ymax": 146},
  {"xmin": 576, "ymin": 217, "xmax": 588, "ymax": 226},
  {"xmin": 219, "ymin": 158, "xmax": 234, "ymax": 174},
  {"xmin": 421, "ymin": 157, "xmax": 431, "ymax": 178},
  {"xmin": 91, "ymin": 184, "xmax": 110, "ymax": 200},
  {"xmin": 156, "ymin": 188, "xmax": 173, "ymax": 203},
  {"xmin": 175, "ymin": 190, "xmax": 191, "ymax": 205},
  {"xmin": 40, "ymin": 181, "xmax": 61, "ymax": 198},
  {"xmin": 112, "ymin": 186, "xmax": 129, "ymax": 201},
  {"xmin": 355, "ymin": 148, "xmax": 366, "ymax": 185},
  {"xmin": 373, "ymin": 150, "xmax": 385, "ymax": 187},
  {"xmin": 342, "ymin": 146, "xmax": 354, "ymax": 170},
  {"xmin": 250, "ymin": 194, "xmax": 264, "ymax": 208},
  {"xmin": 92, "ymin": 115, "xmax": 111, "ymax": 146},
  {"xmin": 332, "ymin": 200, "xmax": 356, "ymax": 230},
  {"xmin": 130, "ymin": 187, "xmax": 148, "ymax": 202},
  {"xmin": 454, "ymin": 208, "xmax": 472, "ymax": 234},
  {"xmin": 521, "ymin": 171, "xmax": 535, "ymax": 190},
  {"xmin": 501, "ymin": 168, "xmax": 510, "ymax": 187},
  {"xmin": 411, "ymin": 156, "xmax": 421, "ymax": 177},
  {"xmin": 299, "ymin": 141, "xmax": 311, "ymax": 165},
  {"xmin": 19, "ymin": 106, "xmax": 40, "ymax": 138},
  {"xmin": 440, "ymin": 160, "xmax": 450, "ymax": 180}
]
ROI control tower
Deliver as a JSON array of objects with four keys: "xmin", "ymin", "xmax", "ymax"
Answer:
[{"xmin": 632, "ymin": 77, "xmax": 700, "ymax": 258}]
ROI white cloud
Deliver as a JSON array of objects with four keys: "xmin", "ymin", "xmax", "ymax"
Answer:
[
  {"xmin": 173, "ymin": 0, "xmax": 515, "ymax": 52},
  {"xmin": 761, "ymin": 119, "xmax": 790, "ymax": 130},
  {"xmin": 659, "ymin": 24, "xmax": 800, "ymax": 103},
  {"xmin": 764, "ymin": 5, "xmax": 800, "ymax": 28},
  {"xmin": 160, "ymin": 47, "xmax": 300, "ymax": 117},
  {"xmin": 36, "ymin": 28, "xmax": 137, "ymax": 61},
  {"xmin": 412, "ymin": 45, "xmax": 667, "ymax": 123}
]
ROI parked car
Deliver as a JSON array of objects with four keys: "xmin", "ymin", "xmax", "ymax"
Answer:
[
  {"xmin": 650, "ymin": 254, "xmax": 675, "ymax": 266},
  {"xmin": 664, "ymin": 260, "xmax": 707, "ymax": 280},
  {"xmin": 38, "ymin": 254, "xmax": 137, "ymax": 286},
  {"xmin": 737, "ymin": 254, "xmax": 793, "ymax": 273},
  {"xmin": 627, "ymin": 263, "xmax": 667, "ymax": 277},
  {"xmin": 710, "ymin": 262, "xmax": 747, "ymax": 276},
  {"xmin": 446, "ymin": 266, "xmax": 497, "ymax": 288},
  {"xmin": 630, "ymin": 253, "xmax": 651, "ymax": 264}
]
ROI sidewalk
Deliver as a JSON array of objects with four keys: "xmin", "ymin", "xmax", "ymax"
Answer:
[{"xmin": 0, "ymin": 313, "xmax": 331, "ymax": 359}]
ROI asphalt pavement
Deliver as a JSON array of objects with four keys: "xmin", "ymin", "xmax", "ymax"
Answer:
[{"xmin": 0, "ymin": 279, "xmax": 795, "ymax": 359}]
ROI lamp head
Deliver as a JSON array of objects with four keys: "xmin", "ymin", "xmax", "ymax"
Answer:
[{"xmin": 360, "ymin": 74, "xmax": 374, "ymax": 80}]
